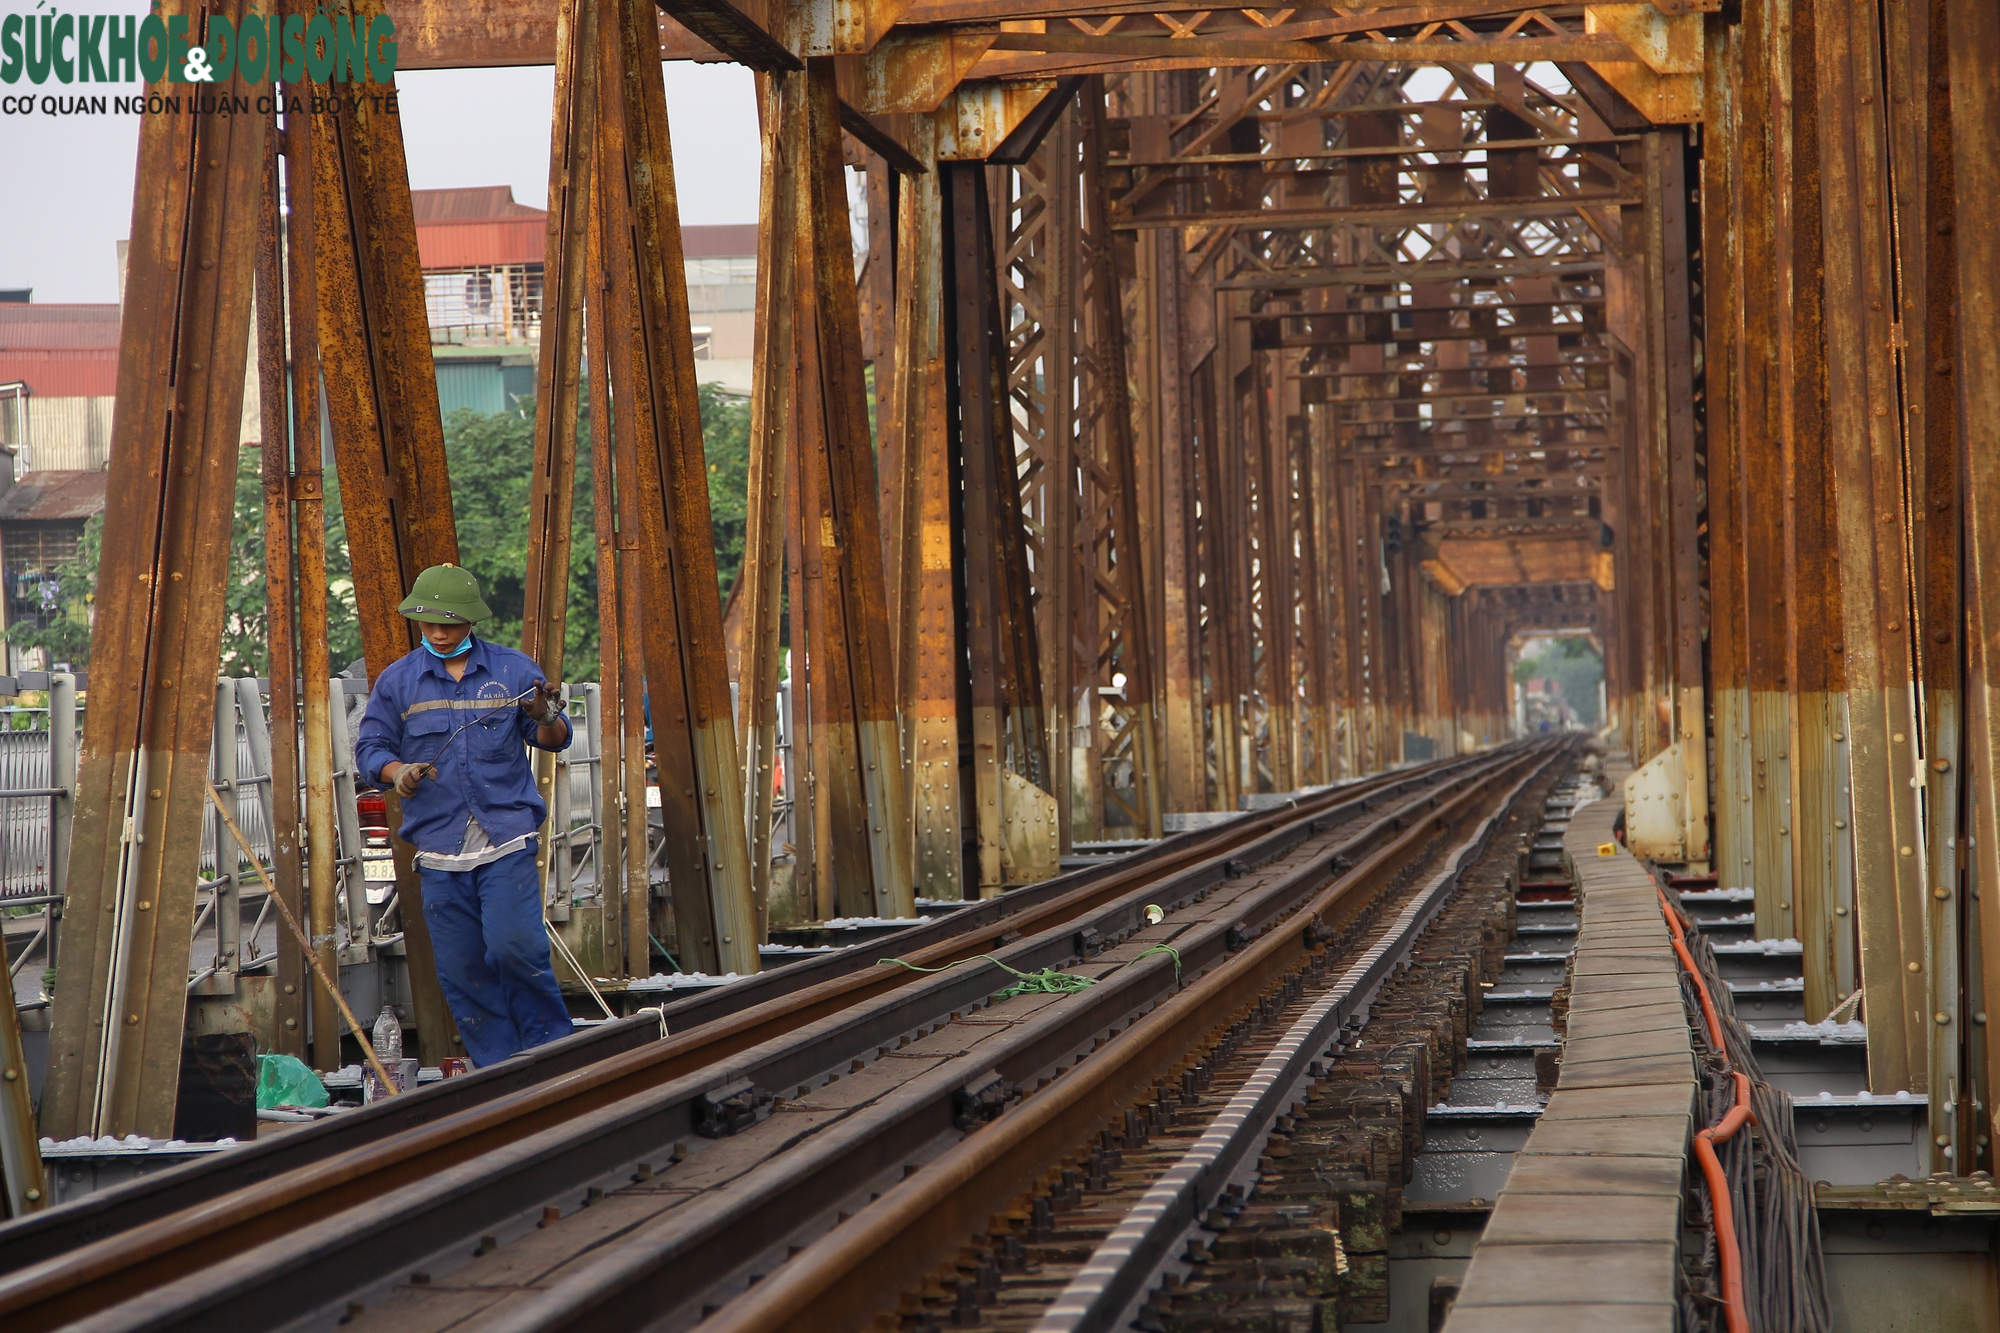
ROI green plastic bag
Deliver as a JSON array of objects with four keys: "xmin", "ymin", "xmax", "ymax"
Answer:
[{"xmin": 256, "ymin": 1053, "xmax": 330, "ymax": 1110}]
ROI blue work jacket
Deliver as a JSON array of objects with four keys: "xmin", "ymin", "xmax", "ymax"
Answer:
[{"xmin": 354, "ymin": 637, "xmax": 572, "ymax": 854}]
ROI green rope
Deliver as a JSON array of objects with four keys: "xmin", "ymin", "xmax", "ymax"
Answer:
[
  {"xmin": 876, "ymin": 943, "xmax": 1182, "ymax": 1001},
  {"xmin": 1130, "ymin": 943, "xmax": 1183, "ymax": 984}
]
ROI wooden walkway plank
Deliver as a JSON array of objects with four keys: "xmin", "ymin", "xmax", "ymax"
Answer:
[{"xmin": 1446, "ymin": 791, "xmax": 1697, "ymax": 1329}]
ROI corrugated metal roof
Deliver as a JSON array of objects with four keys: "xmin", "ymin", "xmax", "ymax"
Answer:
[
  {"xmin": 411, "ymin": 186, "xmax": 544, "ymax": 223},
  {"xmin": 684, "ymin": 224, "xmax": 758, "ymax": 259},
  {"xmin": 0, "ymin": 304, "xmax": 122, "ymax": 349},
  {"xmin": 416, "ymin": 219, "xmax": 547, "ymax": 270},
  {"xmin": 0, "ymin": 470, "xmax": 109, "ymax": 522},
  {"xmin": 0, "ymin": 305, "xmax": 123, "ymax": 397},
  {"xmin": 0, "ymin": 351, "xmax": 118, "ymax": 397},
  {"xmin": 411, "ymin": 187, "xmax": 549, "ymax": 269},
  {"xmin": 412, "ymin": 219, "xmax": 760, "ymax": 270}
]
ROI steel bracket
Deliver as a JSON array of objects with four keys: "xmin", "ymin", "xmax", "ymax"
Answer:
[
  {"xmin": 951, "ymin": 1069, "xmax": 1016, "ymax": 1129},
  {"xmin": 694, "ymin": 1080, "xmax": 766, "ymax": 1139}
]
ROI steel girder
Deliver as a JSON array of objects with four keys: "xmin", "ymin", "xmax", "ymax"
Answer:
[
  {"xmin": 998, "ymin": 86, "xmax": 1163, "ymax": 850},
  {"xmin": 41, "ymin": 0, "xmax": 269, "ymax": 1139}
]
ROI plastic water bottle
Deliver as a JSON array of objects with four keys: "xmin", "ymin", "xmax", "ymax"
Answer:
[{"xmin": 373, "ymin": 1005, "xmax": 402, "ymax": 1068}]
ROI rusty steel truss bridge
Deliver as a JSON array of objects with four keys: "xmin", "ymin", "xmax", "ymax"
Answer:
[{"xmin": 0, "ymin": 0, "xmax": 1997, "ymax": 1328}]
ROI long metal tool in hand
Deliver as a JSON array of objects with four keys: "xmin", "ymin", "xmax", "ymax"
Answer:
[
  {"xmin": 203, "ymin": 779, "xmax": 400, "ymax": 1096},
  {"xmin": 429, "ymin": 686, "xmax": 543, "ymax": 759},
  {"xmin": 404, "ymin": 685, "xmax": 552, "ymax": 786}
]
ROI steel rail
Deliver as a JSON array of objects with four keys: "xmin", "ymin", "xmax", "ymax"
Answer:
[
  {"xmin": 5, "ymin": 746, "xmax": 1550, "ymax": 1332},
  {"xmin": 1028, "ymin": 764, "xmax": 1547, "ymax": 1333},
  {"xmin": 438, "ymin": 743, "xmax": 1568, "ymax": 1333},
  {"xmin": 0, "ymin": 1017, "xmax": 663, "ymax": 1273},
  {"xmin": 648, "ymin": 749, "xmax": 1496, "ymax": 1033},
  {"xmin": 0, "ymin": 752, "xmax": 1475, "ymax": 1279}
]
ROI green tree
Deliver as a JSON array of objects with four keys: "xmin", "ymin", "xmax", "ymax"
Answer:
[
  {"xmin": 1514, "ymin": 636, "xmax": 1604, "ymax": 726},
  {"xmin": 2, "ymin": 513, "xmax": 100, "ymax": 668},
  {"xmin": 699, "ymin": 381, "xmax": 752, "ymax": 598},
  {"xmin": 220, "ymin": 442, "xmax": 273, "ymax": 676},
  {"xmin": 432, "ymin": 403, "xmax": 602, "ymax": 678},
  {"xmin": 5, "ymin": 445, "xmax": 273, "ymax": 675}
]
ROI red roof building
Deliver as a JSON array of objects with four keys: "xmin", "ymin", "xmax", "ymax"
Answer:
[
  {"xmin": 412, "ymin": 186, "xmax": 549, "ymax": 271},
  {"xmin": 0, "ymin": 304, "xmax": 121, "ymax": 398}
]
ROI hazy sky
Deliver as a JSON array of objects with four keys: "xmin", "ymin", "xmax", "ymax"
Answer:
[{"xmin": 0, "ymin": 5, "xmax": 763, "ymax": 304}]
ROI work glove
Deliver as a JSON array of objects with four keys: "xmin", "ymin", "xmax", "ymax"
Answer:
[
  {"xmin": 522, "ymin": 679, "xmax": 565, "ymax": 726},
  {"xmin": 392, "ymin": 763, "xmax": 432, "ymax": 798}
]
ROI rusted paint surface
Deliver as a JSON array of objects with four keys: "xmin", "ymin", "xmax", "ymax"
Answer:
[
  {"xmin": 803, "ymin": 59, "xmax": 914, "ymax": 916},
  {"xmin": 740, "ymin": 73, "xmax": 802, "ymax": 930},
  {"xmin": 524, "ymin": 0, "xmax": 603, "ymax": 974},
  {"xmin": 1815, "ymin": 0, "xmax": 1928, "ymax": 1093},
  {"xmin": 597, "ymin": 0, "xmax": 759, "ymax": 973},
  {"xmin": 42, "ymin": 0, "xmax": 269, "ymax": 1138},
  {"xmin": 948, "ymin": 161, "xmax": 1012, "ymax": 895},
  {"xmin": 888, "ymin": 120, "xmax": 963, "ymax": 898},
  {"xmin": 286, "ymin": 58, "xmax": 345, "ymax": 1071},
  {"xmin": 306, "ymin": 0, "xmax": 461, "ymax": 1062},
  {"xmin": 1774, "ymin": 0, "xmax": 1854, "ymax": 1026},
  {"xmin": 255, "ymin": 124, "xmax": 308, "ymax": 1060},
  {"xmin": 1882, "ymin": 0, "xmax": 1964, "ymax": 1164},
  {"xmin": 1948, "ymin": 0, "xmax": 2000, "ymax": 1178},
  {"xmin": 70, "ymin": 0, "xmax": 2000, "ymax": 1160}
]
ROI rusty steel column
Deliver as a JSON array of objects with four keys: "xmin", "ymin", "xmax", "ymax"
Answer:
[
  {"xmin": 783, "ymin": 60, "xmax": 914, "ymax": 921},
  {"xmin": 1209, "ymin": 298, "xmax": 1252, "ymax": 809},
  {"xmin": 785, "ymin": 388, "xmax": 823, "ymax": 920},
  {"xmin": 1734, "ymin": 40, "xmax": 1796, "ymax": 948},
  {"xmin": 521, "ymin": 0, "xmax": 599, "ymax": 969},
  {"xmin": 595, "ymin": 141, "xmax": 654, "ymax": 978},
  {"xmin": 306, "ymin": 0, "xmax": 462, "ymax": 1063},
  {"xmin": 255, "ymin": 123, "xmax": 307, "ymax": 1060},
  {"xmin": 1328, "ymin": 444, "xmax": 1355, "ymax": 767},
  {"xmin": 1643, "ymin": 130, "xmax": 1711, "ymax": 867},
  {"xmin": 593, "ymin": 0, "xmax": 759, "ymax": 972},
  {"xmin": 280, "ymin": 73, "xmax": 344, "ymax": 1061},
  {"xmin": 520, "ymin": 0, "xmax": 588, "ymax": 920},
  {"xmin": 290, "ymin": 91, "xmax": 342, "ymax": 1069},
  {"xmin": 998, "ymin": 114, "xmax": 1079, "ymax": 846},
  {"xmin": 1700, "ymin": 18, "xmax": 1748, "ymax": 898},
  {"xmin": 889, "ymin": 120, "xmax": 963, "ymax": 899},
  {"xmin": 1148, "ymin": 223, "xmax": 1207, "ymax": 813},
  {"xmin": 582, "ymin": 214, "xmax": 643, "ymax": 976},
  {"xmin": 949, "ymin": 161, "xmax": 1015, "ymax": 895},
  {"xmin": 1947, "ymin": 0, "xmax": 2000, "ymax": 1176},
  {"xmin": 1295, "ymin": 408, "xmax": 1333, "ymax": 781},
  {"xmin": 41, "ymin": 0, "xmax": 268, "ymax": 1138},
  {"xmin": 1816, "ymin": 0, "xmax": 1930, "ymax": 1092},
  {"xmin": 1702, "ymin": 10, "xmax": 1791, "ymax": 931},
  {"xmin": 291, "ymin": 232, "xmax": 341, "ymax": 1074},
  {"xmin": 741, "ymin": 71, "xmax": 802, "ymax": 925},
  {"xmin": 1250, "ymin": 352, "xmax": 1293, "ymax": 789},
  {"xmin": 1078, "ymin": 85, "xmax": 1163, "ymax": 837},
  {"xmin": 1770, "ymin": 0, "xmax": 1856, "ymax": 1025},
  {"xmin": 1883, "ymin": 0, "xmax": 1967, "ymax": 1165}
]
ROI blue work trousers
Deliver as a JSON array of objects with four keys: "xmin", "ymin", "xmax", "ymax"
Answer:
[{"xmin": 419, "ymin": 847, "xmax": 574, "ymax": 1068}]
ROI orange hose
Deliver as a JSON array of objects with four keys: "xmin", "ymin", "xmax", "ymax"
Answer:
[{"xmin": 1657, "ymin": 885, "xmax": 1755, "ymax": 1333}]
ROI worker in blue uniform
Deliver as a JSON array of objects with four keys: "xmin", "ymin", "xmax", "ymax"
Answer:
[{"xmin": 355, "ymin": 564, "xmax": 575, "ymax": 1067}]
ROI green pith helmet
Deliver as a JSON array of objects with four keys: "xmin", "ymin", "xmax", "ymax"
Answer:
[{"xmin": 398, "ymin": 564, "xmax": 492, "ymax": 624}]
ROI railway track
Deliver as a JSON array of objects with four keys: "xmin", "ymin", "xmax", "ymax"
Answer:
[
  {"xmin": 0, "ymin": 747, "xmax": 1492, "ymax": 1285},
  {"xmin": 691, "ymin": 755, "xmax": 1588, "ymax": 1333},
  {"xmin": 0, "ymin": 739, "xmax": 1566, "ymax": 1331}
]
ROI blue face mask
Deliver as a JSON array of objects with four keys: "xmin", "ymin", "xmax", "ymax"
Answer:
[{"xmin": 422, "ymin": 632, "xmax": 474, "ymax": 660}]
